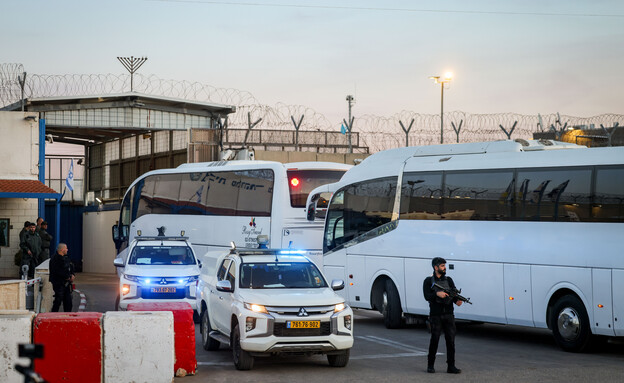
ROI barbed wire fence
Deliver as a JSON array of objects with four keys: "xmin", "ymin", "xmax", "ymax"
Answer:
[{"xmin": 1, "ymin": 63, "xmax": 622, "ymax": 153}]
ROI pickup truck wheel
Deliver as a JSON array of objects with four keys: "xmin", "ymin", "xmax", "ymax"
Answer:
[
  {"xmin": 382, "ymin": 280, "xmax": 402, "ymax": 329},
  {"xmin": 327, "ymin": 349, "xmax": 350, "ymax": 367},
  {"xmin": 232, "ymin": 323, "xmax": 254, "ymax": 370},
  {"xmin": 201, "ymin": 310, "xmax": 220, "ymax": 351},
  {"xmin": 114, "ymin": 295, "xmax": 120, "ymax": 311}
]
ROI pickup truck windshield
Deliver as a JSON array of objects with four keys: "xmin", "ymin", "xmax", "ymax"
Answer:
[
  {"xmin": 240, "ymin": 262, "xmax": 328, "ymax": 289},
  {"xmin": 128, "ymin": 245, "xmax": 196, "ymax": 265}
]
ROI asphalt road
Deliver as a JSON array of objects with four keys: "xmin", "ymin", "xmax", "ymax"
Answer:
[{"xmin": 78, "ymin": 272, "xmax": 624, "ymax": 383}]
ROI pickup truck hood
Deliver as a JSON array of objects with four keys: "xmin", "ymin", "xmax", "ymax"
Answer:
[
  {"xmin": 123, "ymin": 265, "xmax": 199, "ymax": 278},
  {"xmin": 238, "ymin": 288, "xmax": 344, "ymax": 307}
]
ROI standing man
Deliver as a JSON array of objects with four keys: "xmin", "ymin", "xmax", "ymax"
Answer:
[
  {"xmin": 38, "ymin": 221, "xmax": 53, "ymax": 262},
  {"xmin": 50, "ymin": 243, "xmax": 75, "ymax": 312},
  {"xmin": 19, "ymin": 222, "xmax": 42, "ymax": 278},
  {"xmin": 19, "ymin": 221, "xmax": 30, "ymax": 245},
  {"xmin": 423, "ymin": 257, "xmax": 462, "ymax": 374}
]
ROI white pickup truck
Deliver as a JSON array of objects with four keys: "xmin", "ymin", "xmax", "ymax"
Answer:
[{"xmin": 197, "ymin": 247, "xmax": 353, "ymax": 370}]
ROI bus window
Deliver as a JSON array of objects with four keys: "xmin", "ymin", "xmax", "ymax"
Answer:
[
  {"xmin": 324, "ymin": 177, "xmax": 397, "ymax": 252},
  {"xmin": 516, "ymin": 168, "xmax": 591, "ymax": 221},
  {"xmin": 593, "ymin": 166, "xmax": 624, "ymax": 222},
  {"xmin": 442, "ymin": 171, "xmax": 515, "ymax": 220},
  {"xmin": 400, "ymin": 172, "xmax": 443, "ymax": 220},
  {"xmin": 287, "ymin": 170, "xmax": 346, "ymax": 208}
]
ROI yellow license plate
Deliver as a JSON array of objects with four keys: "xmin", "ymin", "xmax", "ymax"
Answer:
[
  {"xmin": 151, "ymin": 287, "xmax": 177, "ymax": 293},
  {"xmin": 287, "ymin": 321, "xmax": 320, "ymax": 329}
]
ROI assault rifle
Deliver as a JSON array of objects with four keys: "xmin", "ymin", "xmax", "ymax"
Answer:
[{"xmin": 433, "ymin": 283, "xmax": 472, "ymax": 305}]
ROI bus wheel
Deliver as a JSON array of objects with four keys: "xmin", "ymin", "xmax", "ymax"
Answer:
[
  {"xmin": 382, "ymin": 280, "xmax": 402, "ymax": 329},
  {"xmin": 551, "ymin": 295, "xmax": 591, "ymax": 352}
]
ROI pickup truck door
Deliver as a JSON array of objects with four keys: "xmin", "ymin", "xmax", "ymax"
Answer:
[{"xmin": 210, "ymin": 258, "xmax": 232, "ymax": 332}]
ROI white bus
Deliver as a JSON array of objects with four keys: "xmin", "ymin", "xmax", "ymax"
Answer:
[
  {"xmin": 321, "ymin": 139, "xmax": 623, "ymax": 351},
  {"xmin": 112, "ymin": 160, "xmax": 351, "ymax": 266}
]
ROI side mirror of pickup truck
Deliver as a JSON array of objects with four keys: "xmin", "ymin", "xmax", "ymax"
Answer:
[
  {"xmin": 113, "ymin": 258, "xmax": 124, "ymax": 268},
  {"xmin": 331, "ymin": 279, "xmax": 345, "ymax": 291},
  {"xmin": 216, "ymin": 280, "xmax": 233, "ymax": 292}
]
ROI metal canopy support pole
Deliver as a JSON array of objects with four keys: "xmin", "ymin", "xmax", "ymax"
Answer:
[
  {"xmin": 38, "ymin": 118, "xmax": 46, "ymax": 219},
  {"xmin": 54, "ymin": 196, "xmax": 61, "ymax": 251}
]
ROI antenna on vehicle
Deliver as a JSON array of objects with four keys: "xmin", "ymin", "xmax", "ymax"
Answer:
[{"xmin": 230, "ymin": 241, "xmax": 237, "ymax": 254}]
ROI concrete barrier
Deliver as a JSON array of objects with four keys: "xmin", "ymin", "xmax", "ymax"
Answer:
[
  {"xmin": 0, "ymin": 280, "xmax": 26, "ymax": 310},
  {"xmin": 127, "ymin": 302, "xmax": 196, "ymax": 377},
  {"xmin": 0, "ymin": 311, "xmax": 35, "ymax": 383},
  {"xmin": 103, "ymin": 311, "xmax": 174, "ymax": 383},
  {"xmin": 34, "ymin": 312, "xmax": 103, "ymax": 383}
]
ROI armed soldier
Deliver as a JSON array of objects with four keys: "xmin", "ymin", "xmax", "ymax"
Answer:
[
  {"xmin": 423, "ymin": 257, "xmax": 463, "ymax": 374},
  {"xmin": 38, "ymin": 220, "xmax": 53, "ymax": 262},
  {"xmin": 19, "ymin": 222, "xmax": 42, "ymax": 278}
]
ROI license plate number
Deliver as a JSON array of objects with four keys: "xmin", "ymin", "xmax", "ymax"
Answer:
[
  {"xmin": 151, "ymin": 287, "xmax": 177, "ymax": 293},
  {"xmin": 287, "ymin": 321, "xmax": 320, "ymax": 329}
]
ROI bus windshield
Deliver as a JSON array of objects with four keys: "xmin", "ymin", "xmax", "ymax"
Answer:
[
  {"xmin": 287, "ymin": 170, "xmax": 346, "ymax": 208},
  {"xmin": 240, "ymin": 262, "xmax": 328, "ymax": 289},
  {"xmin": 128, "ymin": 245, "xmax": 196, "ymax": 265}
]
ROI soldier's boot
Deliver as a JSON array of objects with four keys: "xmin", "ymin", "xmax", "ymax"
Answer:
[
  {"xmin": 447, "ymin": 364, "xmax": 461, "ymax": 374},
  {"xmin": 427, "ymin": 357, "xmax": 435, "ymax": 373}
]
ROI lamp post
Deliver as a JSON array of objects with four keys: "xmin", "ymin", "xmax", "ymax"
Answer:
[{"xmin": 429, "ymin": 72, "xmax": 453, "ymax": 144}]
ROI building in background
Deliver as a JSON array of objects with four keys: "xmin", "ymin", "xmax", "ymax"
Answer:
[{"xmin": 0, "ymin": 112, "xmax": 61, "ymax": 277}]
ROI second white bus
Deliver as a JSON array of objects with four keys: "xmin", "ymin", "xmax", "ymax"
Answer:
[{"xmin": 112, "ymin": 160, "xmax": 351, "ymax": 266}]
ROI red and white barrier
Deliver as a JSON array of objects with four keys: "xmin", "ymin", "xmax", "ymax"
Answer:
[
  {"xmin": 127, "ymin": 302, "xmax": 196, "ymax": 377},
  {"xmin": 103, "ymin": 311, "xmax": 174, "ymax": 383},
  {"xmin": 0, "ymin": 311, "xmax": 35, "ymax": 383},
  {"xmin": 33, "ymin": 312, "xmax": 103, "ymax": 383}
]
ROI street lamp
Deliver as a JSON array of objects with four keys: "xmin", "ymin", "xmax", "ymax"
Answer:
[{"xmin": 429, "ymin": 72, "xmax": 453, "ymax": 144}]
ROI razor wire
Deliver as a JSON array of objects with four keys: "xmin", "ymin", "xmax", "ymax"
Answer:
[{"xmin": 1, "ymin": 64, "xmax": 622, "ymax": 153}]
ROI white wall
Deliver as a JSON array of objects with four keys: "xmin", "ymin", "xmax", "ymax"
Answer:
[
  {"xmin": 0, "ymin": 112, "xmax": 39, "ymax": 180},
  {"xmin": 0, "ymin": 112, "xmax": 40, "ymax": 277},
  {"xmin": 82, "ymin": 210, "xmax": 118, "ymax": 274}
]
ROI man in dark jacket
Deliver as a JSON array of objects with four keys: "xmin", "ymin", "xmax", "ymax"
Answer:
[
  {"xmin": 49, "ymin": 243, "xmax": 75, "ymax": 312},
  {"xmin": 423, "ymin": 257, "xmax": 463, "ymax": 374},
  {"xmin": 20, "ymin": 222, "xmax": 42, "ymax": 278},
  {"xmin": 38, "ymin": 221, "xmax": 53, "ymax": 262}
]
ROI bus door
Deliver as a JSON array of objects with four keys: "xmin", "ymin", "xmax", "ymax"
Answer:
[
  {"xmin": 592, "ymin": 268, "xmax": 615, "ymax": 336},
  {"xmin": 503, "ymin": 264, "xmax": 533, "ymax": 326},
  {"xmin": 613, "ymin": 269, "xmax": 624, "ymax": 337},
  {"xmin": 346, "ymin": 254, "xmax": 367, "ymax": 308}
]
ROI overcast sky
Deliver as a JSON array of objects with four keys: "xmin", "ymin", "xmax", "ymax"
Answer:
[{"xmin": 4, "ymin": 0, "xmax": 623, "ymax": 124}]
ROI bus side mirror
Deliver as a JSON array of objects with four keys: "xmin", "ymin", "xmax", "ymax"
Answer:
[
  {"xmin": 121, "ymin": 225, "xmax": 129, "ymax": 239},
  {"xmin": 112, "ymin": 225, "xmax": 120, "ymax": 241},
  {"xmin": 307, "ymin": 202, "xmax": 316, "ymax": 221}
]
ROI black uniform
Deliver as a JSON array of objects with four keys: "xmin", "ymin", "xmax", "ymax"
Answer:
[
  {"xmin": 49, "ymin": 251, "xmax": 75, "ymax": 312},
  {"xmin": 423, "ymin": 273, "xmax": 459, "ymax": 369}
]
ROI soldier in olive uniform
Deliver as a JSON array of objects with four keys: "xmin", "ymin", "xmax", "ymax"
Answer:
[
  {"xmin": 19, "ymin": 222, "xmax": 42, "ymax": 278},
  {"xmin": 38, "ymin": 221, "xmax": 53, "ymax": 262}
]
